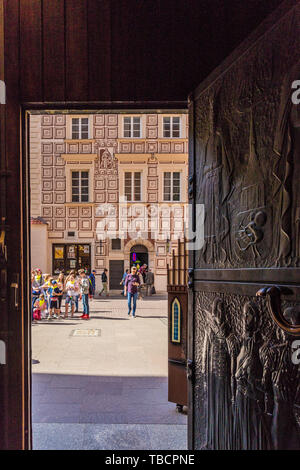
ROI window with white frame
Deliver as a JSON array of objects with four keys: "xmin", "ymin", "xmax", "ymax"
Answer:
[
  {"xmin": 124, "ymin": 171, "xmax": 141, "ymax": 201},
  {"xmin": 72, "ymin": 171, "xmax": 89, "ymax": 202},
  {"xmin": 163, "ymin": 172, "xmax": 181, "ymax": 201},
  {"xmin": 163, "ymin": 116, "xmax": 181, "ymax": 138},
  {"xmin": 123, "ymin": 116, "xmax": 141, "ymax": 138},
  {"xmin": 72, "ymin": 117, "xmax": 89, "ymax": 139}
]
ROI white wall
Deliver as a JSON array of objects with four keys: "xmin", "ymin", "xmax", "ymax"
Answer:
[{"xmin": 31, "ymin": 225, "xmax": 48, "ymax": 273}]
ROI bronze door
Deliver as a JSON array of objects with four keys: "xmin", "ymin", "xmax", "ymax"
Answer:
[{"xmin": 187, "ymin": 7, "xmax": 300, "ymax": 450}]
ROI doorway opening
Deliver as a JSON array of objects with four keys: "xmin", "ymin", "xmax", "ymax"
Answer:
[
  {"xmin": 130, "ymin": 244, "xmax": 149, "ymax": 269},
  {"xmin": 28, "ymin": 109, "xmax": 188, "ymax": 450}
]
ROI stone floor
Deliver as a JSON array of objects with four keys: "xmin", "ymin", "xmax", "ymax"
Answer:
[{"xmin": 32, "ymin": 295, "xmax": 187, "ymax": 450}]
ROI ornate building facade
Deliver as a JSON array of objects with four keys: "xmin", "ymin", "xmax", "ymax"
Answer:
[{"xmin": 30, "ymin": 111, "xmax": 188, "ymax": 292}]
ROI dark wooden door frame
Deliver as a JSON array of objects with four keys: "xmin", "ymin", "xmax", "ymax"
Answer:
[{"xmin": 19, "ymin": 103, "xmax": 188, "ymax": 450}]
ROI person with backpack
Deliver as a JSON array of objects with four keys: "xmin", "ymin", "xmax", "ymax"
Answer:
[
  {"xmin": 89, "ymin": 270, "xmax": 96, "ymax": 298},
  {"xmin": 99, "ymin": 268, "xmax": 109, "ymax": 297},
  {"xmin": 145, "ymin": 268, "xmax": 155, "ymax": 296},
  {"xmin": 78, "ymin": 269, "xmax": 90, "ymax": 319}
]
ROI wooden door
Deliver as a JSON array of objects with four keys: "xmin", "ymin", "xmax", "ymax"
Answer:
[
  {"xmin": 109, "ymin": 260, "xmax": 124, "ymax": 290},
  {"xmin": 188, "ymin": 6, "xmax": 300, "ymax": 450}
]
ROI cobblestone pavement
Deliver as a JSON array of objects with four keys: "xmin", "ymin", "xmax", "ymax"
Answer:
[{"xmin": 32, "ymin": 295, "xmax": 187, "ymax": 450}]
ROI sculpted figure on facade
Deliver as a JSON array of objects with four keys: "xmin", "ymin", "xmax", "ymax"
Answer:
[
  {"xmin": 267, "ymin": 309, "xmax": 300, "ymax": 449},
  {"xmin": 234, "ymin": 301, "xmax": 269, "ymax": 449},
  {"xmin": 273, "ymin": 61, "xmax": 300, "ymax": 266},
  {"xmin": 199, "ymin": 91, "xmax": 232, "ymax": 267},
  {"xmin": 203, "ymin": 297, "xmax": 233, "ymax": 449}
]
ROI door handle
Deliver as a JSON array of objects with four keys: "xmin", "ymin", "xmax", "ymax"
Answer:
[
  {"xmin": 186, "ymin": 359, "xmax": 194, "ymax": 381},
  {"xmin": 10, "ymin": 281, "xmax": 19, "ymax": 308},
  {"xmin": 0, "ymin": 268, "xmax": 7, "ymax": 302},
  {"xmin": 256, "ymin": 285, "xmax": 300, "ymax": 336}
]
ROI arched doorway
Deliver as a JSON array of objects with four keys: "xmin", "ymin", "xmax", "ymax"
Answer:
[{"xmin": 130, "ymin": 244, "xmax": 148, "ymax": 269}]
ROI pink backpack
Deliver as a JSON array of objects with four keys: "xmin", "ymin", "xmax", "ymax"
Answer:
[{"xmin": 33, "ymin": 309, "xmax": 41, "ymax": 321}]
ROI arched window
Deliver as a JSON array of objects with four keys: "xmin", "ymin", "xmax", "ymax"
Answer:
[{"xmin": 171, "ymin": 298, "xmax": 181, "ymax": 343}]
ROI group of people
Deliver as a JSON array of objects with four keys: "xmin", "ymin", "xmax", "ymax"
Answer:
[
  {"xmin": 31, "ymin": 268, "xmax": 96, "ymax": 321},
  {"xmin": 31, "ymin": 263, "xmax": 156, "ymax": 322}
]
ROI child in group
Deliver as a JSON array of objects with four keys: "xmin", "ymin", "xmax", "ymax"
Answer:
[
  {"xmin": 47, "ymin": 279, "xmax": 61, "ymax": 320},
  {"xmin": 33, "ymin": 293, "xmax": 47, "ymax": 321}
]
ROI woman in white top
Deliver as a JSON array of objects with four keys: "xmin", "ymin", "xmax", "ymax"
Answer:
[{"xmin": 64, "ymin": 274, "xmax": 79, "ymax": 318}]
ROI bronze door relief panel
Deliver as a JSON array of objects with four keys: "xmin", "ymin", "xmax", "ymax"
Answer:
[{"xmin": 189, "ymin": 5, "xmax": 300, "ymax": 450}]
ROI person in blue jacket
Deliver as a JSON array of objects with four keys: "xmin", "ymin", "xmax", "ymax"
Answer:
[{"xmin": 89, "ymin": 269, "xmax": 96, "ymax": 298}]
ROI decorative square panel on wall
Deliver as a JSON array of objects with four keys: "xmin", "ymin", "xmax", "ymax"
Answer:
[
  {"xmin": 148, "ymin": 166, "xmax": 157, "ymax": 176},
  {"xmin": 80, "ymin": 143, "xmax": 92, "ymax": 153},
  {"xmin": 95, "ymin": 179, "xmax": 105, "ymax": 190},
  {"xmin": 161, "ymin": 218, "xmax": 171, "ymax": 231},
  {"xmin": 106, "ymin": 127, "xmax": 118, "ymax": 139},
  {"xmin": 55, "ymin": 155, "xmax": 65, "ymax": 166},
  {"xmin": 54, "ymin": 115, "xmax": 66, "ymax": 126},
  {"xmin": 156, "ymin": 258, "xmax": 166, "ymax": 269},
  {"xmin": 174, "ymin": 207, "xmax": 183, "ymax": 217},
  {"xmin": 68, "ymin": 220, "xmax": 78, "ymax": 230},
  {"xmin": 159, "ymin": 142, "xmax": 171, "ymax": 153},
  {"xmin": 146, "ymin": 114, "xmax": 158, "ymax": 126},
  {"xmin": 160, "ymin": 207, "xmax": 171, "ymax": 217},
  {"xmin": 80, "ymin": 206, "xmax": 92, "ymax": 218},
  {"xmin": 94, "ymin": 127, "xmax": 105, "ymax": 139},
  {"xmin": 55, "ymin": 168, "xmax": 65, "ymax": 178},
  {"xmin": 107, "ymin": 179, "xmax": 118, "ymax": 190},
  {"xmin": 80, "ymin": 219, "xmax": 92, "ymax": 230},
  {"xmin": 95, "ymin": 192, "xmax": 106, "ymax": 203},
  {"xmin": 133, "ymin": 142, "xmax": 145, "ymax": 153},
  {"xmin": 96, "ymin": 258, "xmax": 105, "ymax": 268},
  {"xmin": 148, "ymin": 178, "xmax": 158, "ymax": 190},
  {"xmin": 146, "ymin": 142, "xmax": 158, "ymax": 153},
  {"xmin": 173, "ymin": 218, "xmax": 183, "ymax": 231},
  {"xmin": 94, "ymin": 115, "xmax": 105, "ymax": 126},
  {"xmin": 120, "ymin": 142, "xmax": 131, "ymax": 153},
  {"xmin": 42, "ymin": 127, "xmax": 53, "ymax": 139},
  {"xmin": 68, "ymin": 207, "xmax": 79, "ymax": 218},
  {"xmin": 54, "ymin": 180, "xmax": 66, "ymax": 191},
  {"xmin": 55, "ymin": 219, "xmax": 66, "ymax": 231},
  {"xmin": 42, "ymin": 116, "xmax": 53, "ymax": 126},
  {"xmin": 54, "ymin": 127, "xmax": 66, "ymax": 139},
  {"xmin": 42, "ymin": 192, "xmax": 53, "ymax": 204},
  {"xmin": 172, "ymin": 142, "xmax": 184, "ymax": 153},
  {"xmin": 42, "ymin": 143, "xmax": 53, "ymax": 154},
  {"xmin": 105, "ymin": 114, "xmax": 118, "ymax": 126},
  {"xmin": 42, "ymin": 180, "xmax": 53, "ymax": 191},
  {"xmin": 42, "ymin": 206, "xmax": 52, "ymax": 218},
  {"xmin": 146, "ymin": 127, "xmax": 158, "ymax": 139},
  {"xmin": 54, "ymin": 206, "xmax": 66, "ymax": 218},
  {"xmin": 67, "ymin": 143, "xmax": 79, "ymax": 153},
  {"xmin": 42, "ymin": 155, "xmax": 53, "ymax": 166},
  {"xmin": 157, "ymin": 245, "xmax": 166, "ymax": 255},
  {"xmin": 55, "ymin": 143, "xmax": 65, "ymax": 154},
  {"xmin": 42, "ymin": 167, "xmax": 53, "ymax": 178},
  {"xmin": 108, "ymin": 192, "xmax": 118, "ymax": 203},
  {"xmin": 54, "ymin": 193, "xmax": 66, "ymax": 204},
  {"xmin": 148, "ymin": 192, "xmax": 158, "ymax": 203}
]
